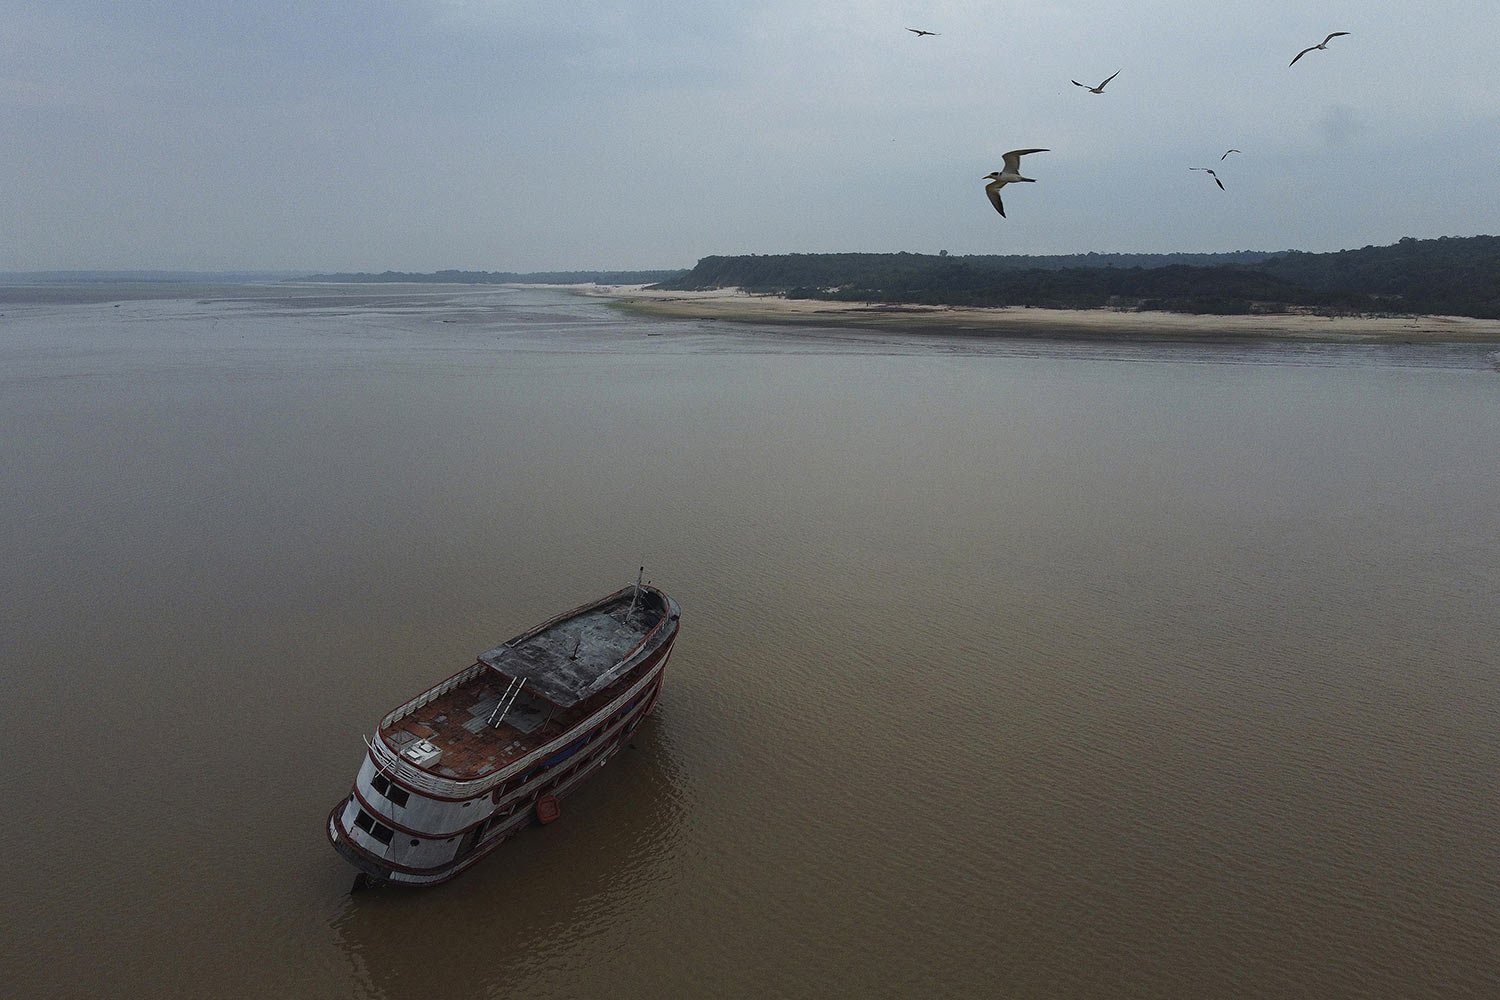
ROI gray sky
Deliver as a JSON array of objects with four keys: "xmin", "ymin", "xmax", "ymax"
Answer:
[{"xmin": 5, "ymin": 1, "xmax": 1498, "ymax": 271}]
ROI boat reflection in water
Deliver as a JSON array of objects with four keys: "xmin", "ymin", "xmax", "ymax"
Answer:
[{"xmin": 326, "ymin": 715, "xmax": 692, "ymax": 997}]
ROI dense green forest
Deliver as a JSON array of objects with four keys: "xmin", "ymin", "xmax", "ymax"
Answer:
[
  {"xmin": 653, "ymin": 236, "xmax": 1500, "ymax": 319},
  {"xmin": 300, "ymin": 268, "xmax": 687, "ymax": 285}
]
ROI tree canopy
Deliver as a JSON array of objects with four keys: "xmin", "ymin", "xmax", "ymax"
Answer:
[{"xmin": 653, "ymin": 237, "xmax": 1500, "ymax": 318}]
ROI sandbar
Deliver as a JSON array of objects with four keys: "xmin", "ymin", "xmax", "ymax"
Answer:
[{"xmin": 581, "ymin": 285, "xmax": 1500, "ymax": 345}]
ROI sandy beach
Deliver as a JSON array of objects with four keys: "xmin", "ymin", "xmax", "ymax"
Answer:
[{"xmin": 583, "ymin": 285, "xmax": 1500, "ymax": 344}]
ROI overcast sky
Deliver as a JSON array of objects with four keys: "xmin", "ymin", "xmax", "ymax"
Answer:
[{"xmin": 5, "ymin": 1, "xmax": 1499, "ymax": 272}]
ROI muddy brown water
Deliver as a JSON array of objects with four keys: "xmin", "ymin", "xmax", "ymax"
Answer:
[{"xmin": 3, "ymin": 283, "xmax": 1497, "ymax": 998}]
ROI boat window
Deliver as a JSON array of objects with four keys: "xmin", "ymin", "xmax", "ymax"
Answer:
[
  {"xmin": 352, "ymin": 808, "xmax": 395, "ymax": 846},
  {"xmin": 370, "ymin": 773, "xmax": 410, "ymax": 808}
]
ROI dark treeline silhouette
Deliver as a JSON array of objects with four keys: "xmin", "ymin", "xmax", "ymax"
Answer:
[
  {"xmin": 300, "ymin": 268, "xmax": 688, "ymax": 285},
  {"xmin": 653, "ymin": 236, "xmax": 1500, "ymax": 318}
]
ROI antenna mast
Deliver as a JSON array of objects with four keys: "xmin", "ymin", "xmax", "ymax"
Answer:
[{"xmin": 627, "ymin": 565, "xmax": 644, "ymax": 622}]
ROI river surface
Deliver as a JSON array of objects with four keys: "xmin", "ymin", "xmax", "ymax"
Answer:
[{"xmin": 2, "ymin": 283, "xmax": 1498, "ymax": 998}]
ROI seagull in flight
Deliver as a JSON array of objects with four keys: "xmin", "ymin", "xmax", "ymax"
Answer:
[
  {"xmin": 907, "ymin": 28, "xmax": 939, "ymax": 37},
  {"xmin": 1290, "ymin": 32, "xmax": 1349, "ymax": 66},
  {"xmin": 1220, "ymin": 148, "xmax": 1242, "ymax": 160},
  {"xmin": 1072, "ymin": 69, "xmax": 1121, "ymax": 94},
  {"xmin": 983, "ymin": 149, "xmax": 1049, "ymax": 218},
  {"xmin": 1190, "ymin": 167, "xmax": 1225, "ymax": 191}
]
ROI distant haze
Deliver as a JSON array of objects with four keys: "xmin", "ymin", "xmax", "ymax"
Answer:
[{"xmin": 5, "ymin": 2, "xmax": 1499, "ymax": 271}]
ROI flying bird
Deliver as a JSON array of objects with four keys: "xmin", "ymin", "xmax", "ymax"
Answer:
[
  {"xmin": 1289, "ymin": 32, "xmax": 1349, "ymax": 66},
  {"xmin": 983, "ymin": 149, "xmax": 1049, "ymax": 218},
  {"xmin": 1071, "ymin": 69, "xmax": 1121, "ymax": 94},
  {"xmin": 1190, "ymin": 167, "xmax": 1225, "ymax": 191},
  {"xmin": 907, "ymin": 28, "xmax": 939, "ymax": 37},
  {"xmin": 1220, "ymin": 148, "xmax": 1242, "ymax": 160}
]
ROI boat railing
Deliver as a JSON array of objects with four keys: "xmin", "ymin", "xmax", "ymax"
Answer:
[
  {"xmin": 379, "ymin": 661, "xmax": 487, "ymax": 730},
  {"xmin": 366, "ymin": 731, "xmax": 469, "ymax": 798},
  {"xmin": 616, "ymin": 610, "xmax": 671, "ymax": 669},
  {"xmin": 367, "ymin": 629, "xmax": 674, "ymax": 800}
]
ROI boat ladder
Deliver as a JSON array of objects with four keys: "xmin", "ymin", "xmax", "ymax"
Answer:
[{"xmin": 488, "ymin": 674, "xmax": 525, "ymax": 729}]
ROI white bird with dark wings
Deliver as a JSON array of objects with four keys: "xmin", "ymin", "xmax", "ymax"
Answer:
[
  {"xmin": 983, "ymin": 149, "xmax": 1049, "ymax": 218},
  {"xmin": 1290, "ymin": 32, "xmax": 1349, "ymax": 66},
  {"xmin": 1072, "ymin": 69, "xmax": 1121, "ymax": 94}
]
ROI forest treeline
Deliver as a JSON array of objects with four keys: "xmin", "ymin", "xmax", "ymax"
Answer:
[
  {"xmin": 301, "ymin": 268, "xmax": 688, "ymax": 285},
  {"xmin": 652, "ymin": 236, "xmax": 1500, "ymax": 318}
]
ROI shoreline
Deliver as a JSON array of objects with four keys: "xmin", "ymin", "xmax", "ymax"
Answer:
[{"xmin": 581, "ymin": 286, "xmax": 1500, "ymax": 345}]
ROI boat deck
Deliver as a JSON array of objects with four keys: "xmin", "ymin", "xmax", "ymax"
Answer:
[
  {"xmin": 382, "ymin": 674, "xmax": 583, "ymax": 779},
  {"xmin": 379, "ymin": 591, "xmax": 668, "ymax": 780}
]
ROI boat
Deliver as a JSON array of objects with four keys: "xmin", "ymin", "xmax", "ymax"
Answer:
[{"xmin": 327, "ymin": 577, "xmax": 681, "ymax": 888}]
